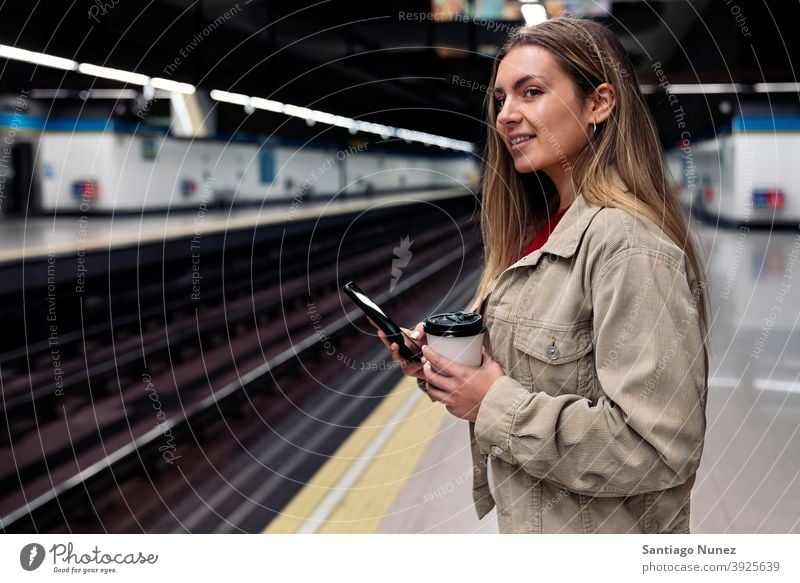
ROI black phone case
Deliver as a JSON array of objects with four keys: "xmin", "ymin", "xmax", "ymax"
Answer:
[{"xmin": 342, "ymin": 281, "xmax": 422, "ymax": 362}]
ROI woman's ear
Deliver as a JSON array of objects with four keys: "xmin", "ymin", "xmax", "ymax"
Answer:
[{"xmin": 587, "ymin": 82, "xmax": 616, "ymax": 125}]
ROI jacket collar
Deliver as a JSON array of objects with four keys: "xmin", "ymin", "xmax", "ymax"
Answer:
[{"xmin": 505, "ymin": 191, "xmax": 603, "ymax": 271}]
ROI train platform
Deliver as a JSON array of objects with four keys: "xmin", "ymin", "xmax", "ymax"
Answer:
[
  {"xmin": 259, "ymin": 221, "xmax": 800, "ymax": 534},
  {"xmin": 265, "ymin": 375, "xmax": 498, "ymax": 534},
  {"xmin": 0, "ymin": 187, "xmax": 472, "ymax": 265}
]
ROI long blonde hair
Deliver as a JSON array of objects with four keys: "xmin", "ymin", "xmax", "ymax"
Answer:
[{"xmin": 467, "ymin": 16, "xmax": 709, "ymax": 366}]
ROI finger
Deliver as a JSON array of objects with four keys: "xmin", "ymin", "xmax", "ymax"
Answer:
[
  {"xmin": 398, "ymin": 327, "xmax": 424, "ymax": 358},
  {"xmin": 391, "ymin": 340, "xmax": 419, "ymax": 363},
  {"xmin": 376, "ymin": 326, "xmax": 426, "ymax": 376},
  {"xmin": 389, "ymin": 342, "xmax": 411, "ymax": 363},
  {"xmin": 376, "ymin": 330, "xmax": 392, "ymax": 350},
  {"xmin": 421, "ymin": 345, "xmax": 470, "ymax": 379},
  {"xmin": 389, "ymin": 343, "xmax": 427, "ymax": 376},
  {"xmin": 425, "ymin": 383, "xmax": 449, "ymax": 404},
  {"xmin": 411, "ymin": 323, "xmax": 427, "ymax": 347},
  {"xmin": 477, "ymin": 348, "xmax": 504, "ymax": 376},
  {"xmin": 381, "ymin": 332, "xmax": 409, "ymax": 358},
  {"xmin": 408, "ymin": 322, "xmax": 426, "ymax": 341},
  {"xmin": 395, "ymin": 351, "xmax": 425, "ymax": 374},
  {"xmin": 423, "ymin": 361, "xmax": 457, "ymax": 392}
]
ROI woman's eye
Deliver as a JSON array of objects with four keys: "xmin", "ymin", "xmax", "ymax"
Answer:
[
  {"xmin": 524, "ymin": 88, "xmax": 543, "ymax": 98},
  {"xmin": 494, "ymin": 96, "xmax": 505, "ymax": 109}
]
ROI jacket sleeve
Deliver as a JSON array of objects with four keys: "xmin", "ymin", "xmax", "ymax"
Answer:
[{"xmin": 473, "ymin": 248, "xmax": 707, "ymax": 497}]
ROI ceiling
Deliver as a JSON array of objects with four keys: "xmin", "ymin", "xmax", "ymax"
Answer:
[{"xmin": 1, "ymin": 0, "xmax": 798, "ymax": 149}]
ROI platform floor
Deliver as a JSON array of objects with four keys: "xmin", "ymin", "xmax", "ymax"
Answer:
[
  {"xmin": 0, "ymin": 188, "xmax": 470, "ymax": 264},
  {"xmin": 265, "ymin": 220, "xmax": 800, "ymax": 534}
]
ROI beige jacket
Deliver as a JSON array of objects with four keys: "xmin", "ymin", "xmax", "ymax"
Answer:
[{"xmin": 470, "ymin": 188, "xmax": 707, "ymax": 533}]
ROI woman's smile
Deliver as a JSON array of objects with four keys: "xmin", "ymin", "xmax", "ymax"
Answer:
[{"xmin": 509, "ymin": 134, "xmax": 536, "ymax": 151}]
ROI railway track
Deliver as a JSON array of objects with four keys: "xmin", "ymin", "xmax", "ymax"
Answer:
[{"xmin": 1, "ymin": 195, "xmax": 483, "ymax": 532}]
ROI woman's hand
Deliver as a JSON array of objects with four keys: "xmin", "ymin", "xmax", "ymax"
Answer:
[
  {"xmin": 369, "ymin": 318, "xmax": 427, "ymax": 380},
  {"xmin": 421, "ymin": 344, "xmax": 505, "ymax": 422}
]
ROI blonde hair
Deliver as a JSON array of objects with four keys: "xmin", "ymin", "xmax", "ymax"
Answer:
[{"xmin": 467, "ymin": 16, "xmax": 709, "ymax": 369}]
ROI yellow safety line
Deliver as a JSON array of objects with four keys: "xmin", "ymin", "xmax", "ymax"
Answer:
[{"xmin": 264, "ymin": 376, "xmax": 447, "ymax": 533}]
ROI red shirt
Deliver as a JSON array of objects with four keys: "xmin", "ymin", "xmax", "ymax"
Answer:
[
  {"xmin": 479, "ymin": 205, "xmax": 572, "ymax": 316},
  {"xmin": 521, "ymin": 205, "xmax": 571, "ymax": 258}
]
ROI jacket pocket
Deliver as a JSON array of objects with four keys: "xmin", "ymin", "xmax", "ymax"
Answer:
[{"xmin": 512, "ymin": 319, "xmax": 593, "ymax": 397}]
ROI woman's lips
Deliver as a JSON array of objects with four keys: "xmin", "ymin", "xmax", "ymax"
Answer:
[{"xmin": 509, "ymin": 135, "xmax": 536, "ymax": 151}]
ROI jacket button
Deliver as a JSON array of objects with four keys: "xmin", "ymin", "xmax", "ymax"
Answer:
[
  {"xmin": 547, "ymin": 345, "xmax": 560, "ymax": 360},
  {"xmin": 490, "ymin": 445, "xmax": 504, "ymax": 456}
]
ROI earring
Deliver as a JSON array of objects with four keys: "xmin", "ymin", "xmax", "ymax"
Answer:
[{"xmin": 592, "ymin": 121, "xmax": 597, "ymax": 136}]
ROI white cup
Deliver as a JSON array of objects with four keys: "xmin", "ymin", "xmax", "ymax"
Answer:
[{"xmin": 424, "ymin": 311, "xmax": 485, "ymax": 367}]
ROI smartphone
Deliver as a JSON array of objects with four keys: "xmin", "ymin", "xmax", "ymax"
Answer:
[{"xmin": 342, "ymin": 281, "xmax": 423, "ymax": 362}]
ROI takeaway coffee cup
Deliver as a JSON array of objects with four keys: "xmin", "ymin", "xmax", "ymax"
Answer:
[{"xmin": 424, "ymin": 311, "xmax": 485, "ymax": 367}]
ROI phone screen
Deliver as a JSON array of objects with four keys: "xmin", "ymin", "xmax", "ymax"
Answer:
[
  {"xmin": 348, "ymin": 287, "xmax": 388, "ymax": 318},
  {"xmin": 342, "ymin": 281, "xmax": 422, "ymax": 362}
]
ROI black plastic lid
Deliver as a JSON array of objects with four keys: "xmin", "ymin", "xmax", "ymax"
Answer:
[{"xmin": 424, "ymin": 311, "xmax": 484, "ymax": 338}]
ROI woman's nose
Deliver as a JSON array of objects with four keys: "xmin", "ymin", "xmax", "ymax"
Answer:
[{"xmin": 496, "ymin": 98, "xmax": 521, "ymax": 126}]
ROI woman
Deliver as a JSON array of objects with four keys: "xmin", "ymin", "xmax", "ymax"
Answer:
[{"xmin": 377, "ymin": 16, "xmax": 708, "ymax": 533}]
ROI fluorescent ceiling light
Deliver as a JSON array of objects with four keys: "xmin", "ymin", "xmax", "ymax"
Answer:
[
  {"xmin": 30, "ymin": 89, "xmax": 71, "ymax": 99},
  {"xmin": 209, "ymin": 89, "xmax": 250, "ymax": 106},
  {"xmin": 150, "ymin": 77, "xmax": 196, "ymax": 94},
  {"xmin": 639, "ymin": 83, "xmax": 744, "ymax": 94},
  {"xmin": 250, "ymin": 97, "xmax": 284, "ymax": 113},
  {"xmin": 0, "ymin": 44, "xmax": 78, "ymax": 71},
  {"xmin": 84, "ymin": 88, "xmax": 139, "ymax": 99},
  {"xmin": 330, "ymin": 116, "xmax": 356, "ymax": 130},
  {"xmin": 307, "ymin": 110, "xmax": 337, "ymax": 125},
  {"xmin": 211, "ymin": 88, "xmax": 474, "ymax": 151},
  {"xmin": 283, "ymin": 104, "xmax": 313, "ymax": 119},
  {"xmin": 521, "ymin": 4, "xmax": 548, "ymax": 26},
  {"xmin": 31, "ymin": 88, "xmax": 138, "ymax": 99},
  {"xmin": 753, "ymin": 82, "xmax": 800, "ymax": 93},
  {"xmin": 668, "ymin": 83, "xmax": 743, "ymax": 94},
  {"xmin": 1, "ymin": 42, "xmax": 476, "ymax": 153},
  {"xmin": 78, "ymin": 62, "xmax": 150, "ymax": 86}
]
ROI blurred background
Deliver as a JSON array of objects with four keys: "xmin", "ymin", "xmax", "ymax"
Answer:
[{"xmin": 0, "ymin": 0, "xmax": 798, "ymax": 534}]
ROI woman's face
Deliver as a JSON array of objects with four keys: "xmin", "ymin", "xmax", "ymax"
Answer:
[{"xmin": 493, "ymin": 45, "xmax": 594, "ymax": 177}]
